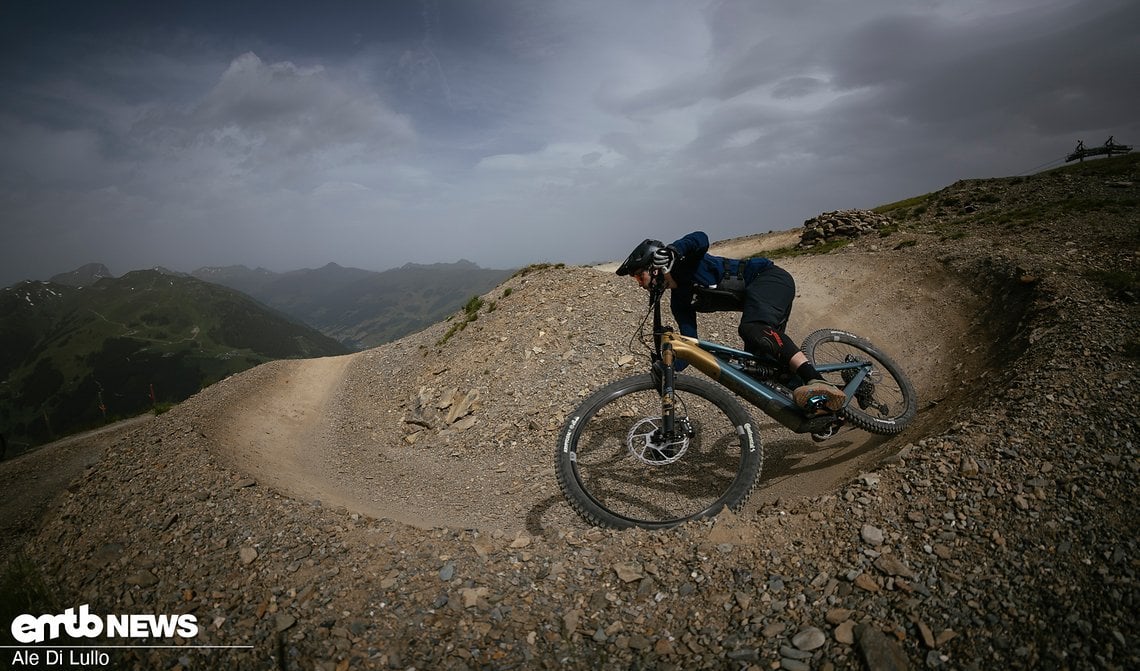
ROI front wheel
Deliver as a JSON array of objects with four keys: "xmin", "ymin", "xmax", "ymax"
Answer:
[
  {"xmin": 555, "ymin": 373, "xmax": 763, "ymax": 530},
  {"xmin": 801, "ymin": 329, "xmax": 918, "ymax": 434}
]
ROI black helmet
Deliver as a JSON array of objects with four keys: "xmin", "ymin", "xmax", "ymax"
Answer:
[{"xmin": 616, "ymin": 238, "xmax": 664, "ymax": 276}]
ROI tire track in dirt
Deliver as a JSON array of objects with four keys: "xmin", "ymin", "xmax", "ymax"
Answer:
[
  {"xmin": 203, "ymin": 241, "xmax": 983, "ymax": 533},
  {"xmin": 215, "ymin": 354, "xmax": 373, "ymax": 514}
]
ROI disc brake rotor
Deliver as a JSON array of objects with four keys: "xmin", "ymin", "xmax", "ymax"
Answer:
[{"xmin": 627, "ymin": 417, "xmax": 691, "ymax": 465}]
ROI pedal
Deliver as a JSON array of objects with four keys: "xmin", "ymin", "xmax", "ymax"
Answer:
[
  {"xmin": 807, "ymin": 395, "xmax": 833, "ymax": 414},
  {"xmin": 811, "ymin": 421, "xmax": 843, "ymax": 443}
]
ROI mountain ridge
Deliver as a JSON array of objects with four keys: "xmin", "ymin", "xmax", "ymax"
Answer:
[
  {"xmin": 190, "ymin": 260, "xmax": 515, "ymax": 349},
  {"xmin": 0, "ymin": 270, "xmax": 349, "ymax": 454},
  {"xmin": 24, "ymin": 259, "xmax": 517, "ymax": 352}
]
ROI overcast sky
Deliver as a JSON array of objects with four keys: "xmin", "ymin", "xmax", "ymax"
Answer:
[{"xmin": 1, "ymin": 0, "xmax": 1137, "ymax": 285}]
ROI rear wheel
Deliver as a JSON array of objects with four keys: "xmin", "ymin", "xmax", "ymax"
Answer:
[
  {"xmin": 555, "ymin": 373, "xmax": 762, "ymax": 529},
  {"xmin": 801, "ymin": 329, "xmax": 917, "ymax": 434}
]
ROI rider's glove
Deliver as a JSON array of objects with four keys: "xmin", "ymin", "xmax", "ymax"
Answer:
[{"xmin": 651, "ymin": 246, "xmax": 677, "ymax": 273}]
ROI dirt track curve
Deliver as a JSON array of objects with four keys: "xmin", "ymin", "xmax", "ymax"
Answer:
[{"xmin": 206, "ymin": 235, "xmax": 985, "ymax": 535}]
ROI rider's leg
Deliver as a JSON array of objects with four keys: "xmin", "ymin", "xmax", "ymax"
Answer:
[
  {"xmin": 739, "ymin": 321, "xmax": 801, "ymax": 371},
  {"xmin": 737, "ymin": 264, "xmax": 799, "ymax": 372},
  {"xmin": 738, "ymin": 266, "xmax": 844, "ymax": 412}
]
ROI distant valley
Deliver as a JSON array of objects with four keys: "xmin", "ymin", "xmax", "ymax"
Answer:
[
  {"xmin": 1, "ymin": 270, "xmax": 348, "ymax": 455},
  {"xmin": 190, "ymin": 260, "xmax": 514, "ymax": 349},
  {"xmin": 2, "ymin": 259, "xmax": 511, "ymax": 455}
]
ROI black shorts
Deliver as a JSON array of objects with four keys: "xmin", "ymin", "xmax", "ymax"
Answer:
[{"xmin": 740, "ymin": 264, "xmax": 795, "ymax": 330}]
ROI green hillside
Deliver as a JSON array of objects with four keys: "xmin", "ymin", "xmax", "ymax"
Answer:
[{"xmin": 0, "ymin": 270, "xmax": 349, "ymax": 454}]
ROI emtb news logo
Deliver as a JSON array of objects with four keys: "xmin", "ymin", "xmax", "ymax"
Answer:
[{"xmin": 10, "ymin": 604, "xmax": 199, "ymax": 643}]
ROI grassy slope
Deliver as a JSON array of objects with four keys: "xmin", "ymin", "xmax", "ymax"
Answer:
[{"xmin": 0, "ymin": 270, "xmax": 349, "ymax": 452}]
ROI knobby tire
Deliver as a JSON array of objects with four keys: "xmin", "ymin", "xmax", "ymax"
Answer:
[
  {"xmin": 801, "ymin": 329, "xmax": 918, "ymax": 434},
  {"xmin": 555, "ymin": 373, "xmax": 763, "ymax": 530}
]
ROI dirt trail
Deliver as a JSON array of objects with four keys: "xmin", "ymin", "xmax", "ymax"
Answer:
[
  {"xmin": 203, "ymin": 240, "xmax": 980, "ymax": 533},
  {"xmin": 1, "ymin": 231, "xmax": 982, "ymax": 540},
  {"xmin": 0, "ymin": 414, "xmax": 153, "ymax": 556},
  {"xmin": 212, "ymin": 354, "xmax": 370, "ymax": 514}
]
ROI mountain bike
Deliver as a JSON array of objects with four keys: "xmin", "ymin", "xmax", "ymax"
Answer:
[{"xmin": 555, "ymin": 271, "xmax": 917, "ymax": 529}]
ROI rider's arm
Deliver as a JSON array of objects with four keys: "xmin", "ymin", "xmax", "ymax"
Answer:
[
  {"xmin": 669, "ymin": 231, "xmax": 709, "ymax": 262},
  {"xmin": 665, "ymin": 233, "xmax": 707, "ymax": 373},
  {"xmin": 670, "ymin": 286, "xmax": 698, "ymax": 373},
  {"xmin": 671, "ymin": 287, "xmax": 698, "ymax": 338}
]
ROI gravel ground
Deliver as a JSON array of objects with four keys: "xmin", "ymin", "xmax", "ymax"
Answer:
[{"xmin": 4, "ymin": 158, "xmax": 1138, "ymax": 670}]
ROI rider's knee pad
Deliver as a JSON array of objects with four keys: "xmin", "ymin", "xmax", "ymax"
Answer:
[{"xmin": 739, "ymin": 322, "xmax": 784, "ymax": 362}]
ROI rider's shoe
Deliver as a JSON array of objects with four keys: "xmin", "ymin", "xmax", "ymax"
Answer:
[{"xmin": 793, "ymin": 379, "xmax": 845, "ymax": 413}]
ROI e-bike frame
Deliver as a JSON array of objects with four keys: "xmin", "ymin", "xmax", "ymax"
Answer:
[{"xmin": 647, "ymin": 276, "xmax": 873, "ymax": 436}]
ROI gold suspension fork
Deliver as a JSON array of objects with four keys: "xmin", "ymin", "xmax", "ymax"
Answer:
[{"xmin": 659, "ymin": 342, "xmax": 676, "ymax": 436}]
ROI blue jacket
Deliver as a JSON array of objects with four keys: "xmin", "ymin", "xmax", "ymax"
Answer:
[{"xmin": 667, "ymin": 231, "xmax": 773, "ymax": 339}]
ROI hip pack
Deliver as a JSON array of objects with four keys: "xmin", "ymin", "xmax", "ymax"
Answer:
[{"xmin": 691, "ymin": 259, "xmax": 747, "ymax": 313}]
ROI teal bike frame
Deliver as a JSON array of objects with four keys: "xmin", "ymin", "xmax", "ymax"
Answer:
[{"xmin": 647, "ymin": 274, "xmax": 872, "ymax": 437}]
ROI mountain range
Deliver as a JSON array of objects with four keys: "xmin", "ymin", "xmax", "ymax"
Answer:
[
  {"xmin": 0, "ymin": 270, "xmax": 349, "ymax": 454},
  {"xmin": 1, "ymin": 259, "xmax": 513, "ymax": 455},
  {"xmin": 190, "ymin": 260, "xmax": 514, "ymax": 349}
]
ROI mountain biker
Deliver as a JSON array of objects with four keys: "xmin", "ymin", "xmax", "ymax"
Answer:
[{"xmin": 616, "ymin": 231, "xmax": 845, "ymax": 413}]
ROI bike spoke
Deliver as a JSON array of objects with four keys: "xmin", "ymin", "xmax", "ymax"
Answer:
[
  {"xmin": 802, "ymin": 329, "xmax": 917, "ymax": 434},
  {"xmin": 571, "ymin": 387, "xmax": 744, "ymax": 526}
]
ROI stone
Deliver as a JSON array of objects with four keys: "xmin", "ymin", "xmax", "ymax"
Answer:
[
  {"xmin": 825, "ymin": 608, "xmax": 853, "ymax": 625},
  {"xmin": 125, "ymin": 570, "xmax": 158, "ymax": 587},
  {"xmin": 856, "ymin": 623, "xmax": 910, "ymax": 671},
  {"xmin": 562, "ymin": 608, "xmax": 582, "ymax": 636},
  {"xmin": 861, "ymin": 524, "xmax": 885, "ymax": 546},
  {"xmin": 853, "ymin": 573, "xmax": 880, "ymax": 592},
  {"xmin": 910, "ymin": 615, "xmax": 936, "ymax": 649},
  {"xmin": 446, "ymin": 390, "xmax": 480, "ymax": 424},
  {"xmin": 874, "ymin": 555, "xmax": 916, "ymax": 579},
  {"xmin": 835, "ymin": 620, "xmax": 856, "ymax": 645},
  {"xmin": 460, "ymin": 587, "xmax": 488, "ymax": 608},
  {"xmin": 798, "ymin": 209, "xmax": 894, "ymax": 248},
  {"xmin": 792, "ymin": 626, "xmax": 826, "ymax": 651},
  {"xmin": 614, "ymin": 561, "xmax": 644, "ymax": 583},
  {"xmin": 762, "ymin": 622, "xmax": 787, "ymax": 638}
]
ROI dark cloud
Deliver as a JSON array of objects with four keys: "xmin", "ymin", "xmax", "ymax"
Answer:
[
  {"xmin": 1, "ymin": 0, "xmax": 1137, "ymax": 286},
  {"xmin": 190, "ymin": 53, "xmax": 415, "ymax": 159},
  {"xmin": 772, "ymin": 77, "xmax": 827, "ymax": 100}
]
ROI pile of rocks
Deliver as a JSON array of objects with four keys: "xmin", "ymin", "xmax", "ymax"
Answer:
[
  {"xmin": 401, "ymin": 386, "xmax": 482, "ymax": 442},
  {"xmin": 798, "ymin": 209, "xmax": 894, "ymax": 248}
]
